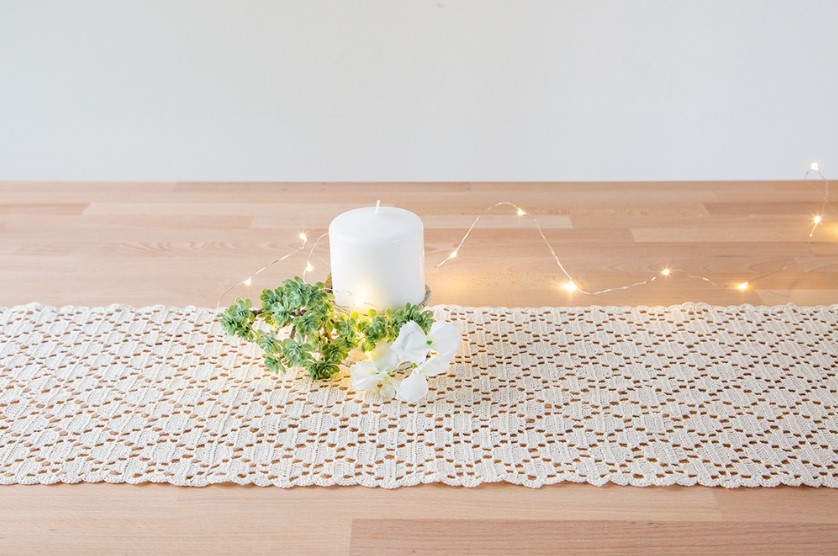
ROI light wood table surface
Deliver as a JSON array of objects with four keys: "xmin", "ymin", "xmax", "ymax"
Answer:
[{"xmin": 1, "ymin": 181, "xmax": 837, "ymax": 555}]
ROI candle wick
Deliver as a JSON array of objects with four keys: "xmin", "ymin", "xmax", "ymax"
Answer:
[{"xmin": 375, "ymin": 200, "xmax": 381, "ymax": 214}]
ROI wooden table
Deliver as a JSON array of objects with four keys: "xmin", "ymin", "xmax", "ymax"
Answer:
[{"xmin": 1, "ymin": 182, "xmax": 837, "ymax": 554}]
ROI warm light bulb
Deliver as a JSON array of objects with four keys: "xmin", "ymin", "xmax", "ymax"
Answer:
[
  {"xmin": 516, "ymin": 208, "xmax": 526, "ymax": 216},
  {"xmin": 243, "ymin": 277, "xmax": 253, "ymax": 287},
  {"xmin": 450, "ymin": 250, "xmax": 458, "ymax": 259},
  {"xmin": 813, "ymin": 215, "xmax": 823, "ymax": 225},
  {"xmin": 305, "ymin": 262, "xmax": 314, "ymax": 272},
  {"xmin": 298, "ymin": 232, "xmax": 308, "ymax": 243},
  {"xmin": 810, "ymin": 162, "xmax": 820, "ymax": 172},
  {"xmin": 736, "ymin": 282, "xmax": 749, "ymax": 291},
  {"xmin": 562, "ymin": 281, "xmax": 578, "ymax": 293},
  {"xmin": 661, "ymin": 267, "xmax": 671, "ymax": 277},
  {"xmin": 353, "ymin": 299, "xmax": 364, "ymax": 308}
]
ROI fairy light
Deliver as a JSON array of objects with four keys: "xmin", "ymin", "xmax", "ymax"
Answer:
[
  {"xmin": 214, "ymin": 232, "xmax": 321, "ymax": 312},
  {"xmin": 436, "ymin": 202, "xmax": 527, "ymax": 268},
  {"xmin": 802, "ymin": 162, "xmax": 833, "ymax": 243},
  {"xmin": 432, "ymin": 163, "xmax": 833, "ymax": 297},
  {"xmin": 809, "ymin": 214, "xmax": 824, "ymax": 238},
  {"xmin": 437, "ymin": 201, "xmax": 660, "ymax": 294},
  {"xmin": 219, "ymin": 163, "xmax": 833, "ymax": 310},
  {"xmin": 217, "ymin": 231, "xmax": 376, "ymax": 314},
  {"xmin": 300, "ymin": 232, "xmax": 330, "ymax": 281}
]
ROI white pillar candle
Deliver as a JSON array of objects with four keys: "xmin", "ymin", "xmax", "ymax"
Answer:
[{"xmin": 328, "ymin": 203, "xmax": 426, "ymax": 310}]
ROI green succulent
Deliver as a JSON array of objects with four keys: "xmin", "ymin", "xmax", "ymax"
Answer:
[{"xmin": 219, "ymin": 277, "xmax": 434, "ymax": 380}]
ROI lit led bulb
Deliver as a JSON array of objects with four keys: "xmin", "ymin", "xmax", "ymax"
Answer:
[
  {"xmin": 813, "ymin": 215, "xmax": 823, "ymax": 225},
  {"xmin": 810, "ymin": 162, "xmax": 820, "ymax": 172},
  {"xmin": 449, "ymin": 250, "xmax": 458, "ymax": 259},
  {"xmin": 243, "ymin": 277, "xmax": 253, "ymax": 287},
  {"xmin": 661, "ymin": 267, "xmax": 671, "ymax": 277},
  {"xmin": 562, "ymin": 281, "xmax": 578, "ymax": 293},
  {"xmin": 353, "ymin": 298, "xmax": 364, "ymax": 308},
  {"xmin": 305, "ymin": 262, "xmax": 314, "ymax": 272},
  {"xmin": 735, "ymin": 282, "xmax": 749, "ymax": 291},
  {"xmin": 516, "ymin": 208, "xmax": 526, "ymax": 216}
]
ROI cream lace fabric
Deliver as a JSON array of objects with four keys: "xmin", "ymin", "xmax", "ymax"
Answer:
[{"xmin": 1, "ymin": 302, "xmax": 836, "ymax": 488}]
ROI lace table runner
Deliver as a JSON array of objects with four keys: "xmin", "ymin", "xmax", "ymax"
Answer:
[{"xmin": 1, "ymin": 302, "xmax": 836, "ymax": 488}]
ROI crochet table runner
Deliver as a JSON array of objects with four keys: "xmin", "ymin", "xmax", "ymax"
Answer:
[{"xmin": 1, "ymin": 302, "xmax": 836, "ymax": 488}]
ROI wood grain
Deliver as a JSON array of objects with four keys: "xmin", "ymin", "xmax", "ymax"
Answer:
[
  {"xmin": 0, "ymin": 181, "xmax": 836, "ymax": 555},
  {"xmin": 349, "ymin": 519, "xmax": 838, "ymax": 555}
]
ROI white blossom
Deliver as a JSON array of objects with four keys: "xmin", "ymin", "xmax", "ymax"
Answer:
[
  {"xmin": 349, "ymin": 342, "xmax": 400, "ymax": 397},
  {"xmin": 352, "ymin": 320, "xmax": 461, "ymax": 403},
  {"xmin": 396, "ymin": 352, "xmax": 455, "ymax": 403},
  {"xmin": 396, "ymin": 369, "xmax": 429, "ymax": 403},
  {"xmin": 392, "ymin": 321, "xmax": 460, "ymax": 364}
]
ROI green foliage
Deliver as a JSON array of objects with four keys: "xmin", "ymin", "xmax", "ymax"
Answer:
[
  {"xmin": 219, "ymin": 297, "xmax": 256, "ymax": 340},
  {"xmin": 353, "ymin": 304, "xmax": 433, "ymax": 352},
  {"xmin": 219, "ymin": 277, "xmax": 434, "ymax": 380}
]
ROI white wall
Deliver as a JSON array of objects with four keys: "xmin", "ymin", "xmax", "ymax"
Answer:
[{"xmin": 1, "ymin": 0, "xmax": 836, "ymax": 182}]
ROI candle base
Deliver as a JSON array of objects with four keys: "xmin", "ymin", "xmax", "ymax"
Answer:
[{"xmin": 325, "ymin": 274, "xmax": 431, "ymax": 311}]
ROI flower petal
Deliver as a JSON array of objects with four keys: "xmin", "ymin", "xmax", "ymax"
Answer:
[
  {"xmin": 368, "ymin": 341, "xmax": 400, "ymax": 371},
  {"xmin": 428, "ymin": 322, "xmax": 460, "ymax": 356},
  {"xmin": 380, "ymin": 377, "xmax": 401, "ymax": 400},
  {"xmin": 350, "ymin": 360, "xmax": 384, "ymax": 391},
  {"xmin": 396, "ymin": 371, "xmax": 429, "ymax": 403},
  {"xmin": 391, "ymin": 321, "xmax": 431, "ymax": 364},
  {"xmin": 415, "ymin": 352, "xmax": 454, "ymax": 377}
]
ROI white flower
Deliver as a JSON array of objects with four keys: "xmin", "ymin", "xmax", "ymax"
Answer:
[
  {"xmin": 351, "ymin": 320, "xmax": 461, "ymax": 404},
  {"xmin": 392, "ymin": 321, "xmax": 460, "ymax": 364},
  {"xmin": 396, "ymin": 370, "xmax": 428, "ymax": 403},
  {"xmin": 396, "ymin": 352, "xmax": 454, "ymax": 403},
  {"xmin": 378, "ymin": 376, "xmax": 401, "ymax": 400},
  {"xmin": 350, "ymin": 342, "xmax": 401, "ymax": 398}
]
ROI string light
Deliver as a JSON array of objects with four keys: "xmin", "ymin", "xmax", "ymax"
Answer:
[
  {"xmin": 438, "ymin": 201, "xmax": 661, "ymax": 294},
  {"xmin": 219, "ymin": 163, "xmax": 834, "ymax": 310},
  {"xmin": 216, "ymin": 230, "xmax": 380, "ymax": 314},
  {"xmin": 435, "ymin": 164, "xmax": 834, "ymax": 296},
  {"xmin": 802, "ymin": 162, "xmax": 833, "ymax": 242},
  {"xmin": 214, "ymin": 232, "xmax": 329, "ymax": 311},
  {"xmin": 300, "ymin": 232, "xmax": 329, "ymax": 282},
  {"xmin": 436, "ymin": 202, "xmax": 526, "ymax": 268}
]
